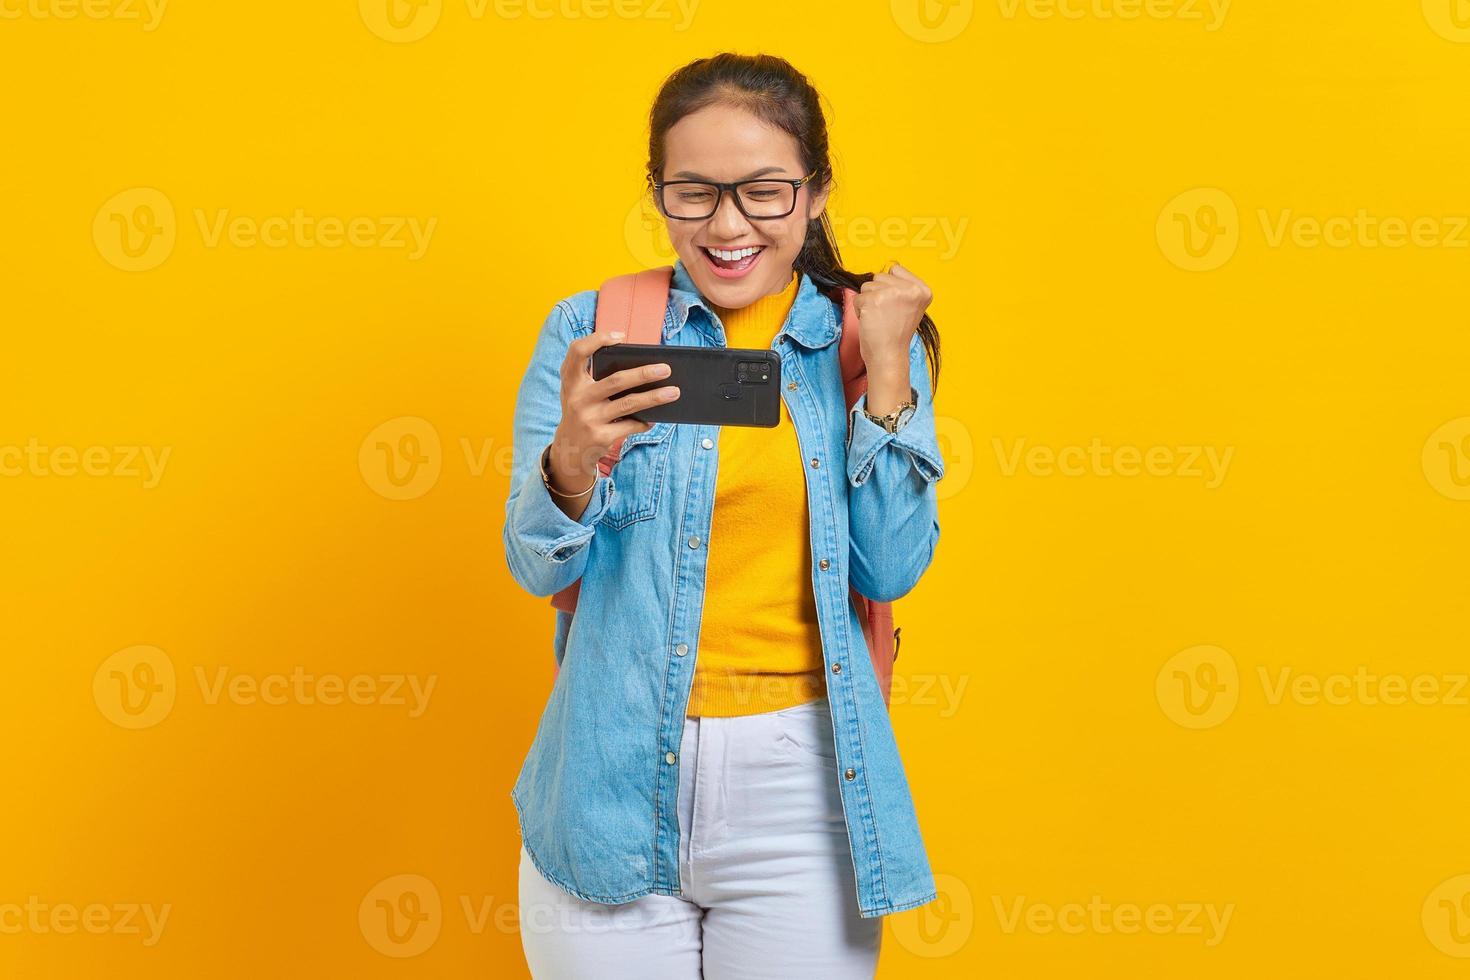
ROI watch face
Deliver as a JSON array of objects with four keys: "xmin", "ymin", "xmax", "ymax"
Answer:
[{"xmin": 861, "ymin": 394, "xmax": 916, "ymax": 432}]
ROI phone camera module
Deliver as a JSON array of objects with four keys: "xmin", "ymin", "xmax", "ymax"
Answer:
[{"xmin": 736, "ymin": 360, "xmax": 769, "ymax": 385}]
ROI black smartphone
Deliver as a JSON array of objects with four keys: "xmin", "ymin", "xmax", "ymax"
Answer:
[{"xmin": 590, "ymin": 343, "xmax": 782, "ymax": 427}]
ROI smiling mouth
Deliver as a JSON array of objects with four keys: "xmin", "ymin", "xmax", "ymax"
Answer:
[{"xmin": 700, "ymin": 244, "xmax": 766, "ymax": 274}]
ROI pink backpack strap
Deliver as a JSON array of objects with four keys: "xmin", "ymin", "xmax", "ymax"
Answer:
[
  {"xmin": 837, "ymin": 287, "xmax": 869, "ymax": 414},
  {"xmin": 837, "ymin": 285, "xmax": 898, "ymax": 708},
  {"xmin": 590, "ymin": 267, "xmax": 673, "ymax": 472},
  {"xmin": 548, "ymin": 267, "xmax": 673, "ymax": 615},
  {"xmin": 597, "ymin": 266, "xmax": 673, "ymax": 341}
]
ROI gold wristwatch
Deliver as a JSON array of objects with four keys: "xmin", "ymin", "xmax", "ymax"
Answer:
[{"xmin": 861, "ymin": 387, "xmax": 917, "ymax": 433}]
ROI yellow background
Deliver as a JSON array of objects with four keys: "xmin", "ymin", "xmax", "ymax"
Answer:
[{"xmin": 3, "ymin": 0, "xmax": 1470, "ymax": 976}]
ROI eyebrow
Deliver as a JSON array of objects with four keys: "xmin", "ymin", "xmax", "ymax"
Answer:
[{"xmin": 669, "ymin": 166, "xmax": 789, "ymax": 181}]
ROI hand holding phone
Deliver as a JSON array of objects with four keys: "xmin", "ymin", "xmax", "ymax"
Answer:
[
  {"xmin": 545, "ymin": 331, "xmax": 682, "ymax": 492},
  {"xmin": 590, "ymin": 342, "xmax": 781, "ymax": 428}
]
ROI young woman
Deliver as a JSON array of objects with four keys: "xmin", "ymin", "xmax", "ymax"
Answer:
[{"xmin": 506, "ymin": 52, "xmax": 945, "ymax": 979}]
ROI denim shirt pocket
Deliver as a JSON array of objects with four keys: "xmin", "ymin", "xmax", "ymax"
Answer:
[{"xmin": 597, "ymin": 421, "xmax": 676, "ymax": 530}]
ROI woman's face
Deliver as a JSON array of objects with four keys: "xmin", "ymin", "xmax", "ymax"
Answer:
[{"xmin": 657, "ymin": 103, "xmax": 829, "ymax": 310}]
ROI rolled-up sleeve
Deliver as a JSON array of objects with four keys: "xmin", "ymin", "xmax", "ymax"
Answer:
[
  {"xmin": 503, "ymin": 301, "xmax": 613, "ymax": 597},
  {"xmin": 845, "ymin": 331, "xmax": 945, "ymax": 603}
]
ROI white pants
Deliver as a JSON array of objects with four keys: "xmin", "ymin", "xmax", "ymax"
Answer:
[{"xmin": 518, "ymin": 696, "xmax": 882, "ymax": 978}]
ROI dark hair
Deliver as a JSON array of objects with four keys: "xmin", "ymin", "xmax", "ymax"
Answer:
[{"xmin": 646, "ymin": 52, "xmax": 941, "ymax": 396}]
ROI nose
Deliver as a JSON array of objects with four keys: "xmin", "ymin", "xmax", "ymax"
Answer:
[{"xmin": 708, "ymin": 189, "xmax": 753, "ymax": 239}]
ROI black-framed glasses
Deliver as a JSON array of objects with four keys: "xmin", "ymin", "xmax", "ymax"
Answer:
[{"xmin": 648, "ymin": 171, "xmax": 818, "ymax": 220}]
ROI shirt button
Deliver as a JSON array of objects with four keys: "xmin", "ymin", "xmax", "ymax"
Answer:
[
  {"xmin": 844, "ymin": 768, "xmax": 856, "ymax": 781},
  {"xmin": 809, "ymin": 457, "xmax": 820, "ymax": 468},
  {"xmin": 819, "ymin": 558, "xmax": 830, "ymax": 570},
  {"xmin": 666, "ymin": 751, "xmax": 677, "ymax": 765},
  {"xmin": 831, "ymin": 662, "xmax": 841, "ymax": 674},
  {"xmin": 688, "ymin": 536, "xmax": 701, "ymax": 549},
  {"xmin": 701, "ymin": 437, "xmax": 714, "ymax": 449},
  {"xmin": 675, "ymin": 643, "xmax": 689, "ymax": 657},
  {"xmin": 787, "ymin": 381, "xmax": 798, "ymax": 391}
]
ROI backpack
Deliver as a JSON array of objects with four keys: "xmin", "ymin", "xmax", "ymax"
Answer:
[{"xmin": 547, "ymin": 266, "xmax": 901, "ymax": 707}]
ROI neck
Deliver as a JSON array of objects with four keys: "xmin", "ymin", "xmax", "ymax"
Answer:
[{"xmin": 711, "ymin": 268, "xmax": 799, "ymax": 316}]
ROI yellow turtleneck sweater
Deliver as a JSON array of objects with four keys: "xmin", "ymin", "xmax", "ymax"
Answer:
[{"xmin": 685, "ymin": 269, "xmax": 828, "ymax": 717}]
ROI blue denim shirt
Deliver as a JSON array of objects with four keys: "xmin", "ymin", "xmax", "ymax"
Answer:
[{"xmin": 506, "ymin": 259, "xmax": 945, "ymax": 918}]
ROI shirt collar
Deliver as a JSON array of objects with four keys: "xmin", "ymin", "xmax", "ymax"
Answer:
[{"xmin": 666, "ymin": 258, "xmax": 841, "ymax": 350}]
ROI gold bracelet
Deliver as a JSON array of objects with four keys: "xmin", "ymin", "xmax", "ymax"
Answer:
[{"xmin": 540, "ymin": 443, "xmax": 597, "ymax": 498}]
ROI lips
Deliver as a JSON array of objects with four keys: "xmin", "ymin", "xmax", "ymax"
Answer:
[{"xmin": 700, "ymin": 245, "xmax": 766, "ymax": 279}]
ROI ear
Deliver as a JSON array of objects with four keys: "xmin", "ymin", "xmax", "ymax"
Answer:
[{"xmin": 806, "ymin": 178, "xmax": 831, "ymax": 222}]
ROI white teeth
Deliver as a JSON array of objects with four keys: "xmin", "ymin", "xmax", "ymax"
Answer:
[{"xmin": 705, "ymin": 246, "xmax": 763, "ymax": 261}]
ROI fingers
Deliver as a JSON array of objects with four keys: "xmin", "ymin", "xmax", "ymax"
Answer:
[
  {"xmin": 858, "ymin": 261, "xmax": 932, "ymax": 307},
  {"xmin": 884, "ymin": 260, "xmax": 921, "ymax": 282},
  {"xmin": 564, "ymin": 329, "xmax": 629, "ymax": 382},
  {"xmin": 864, "ymin": 261, "xmax": 918, "ymax": 288},
  {"xmin": 569, "ymin": 329, "xmax": 628, "ymax": 358},
  {"xmin": 584, "ymin": 361, "xmax": 673, "ymax": 401},
  {"xmin": 602, "ymin": 384, "xmax": 681, "ymax": 422}
]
